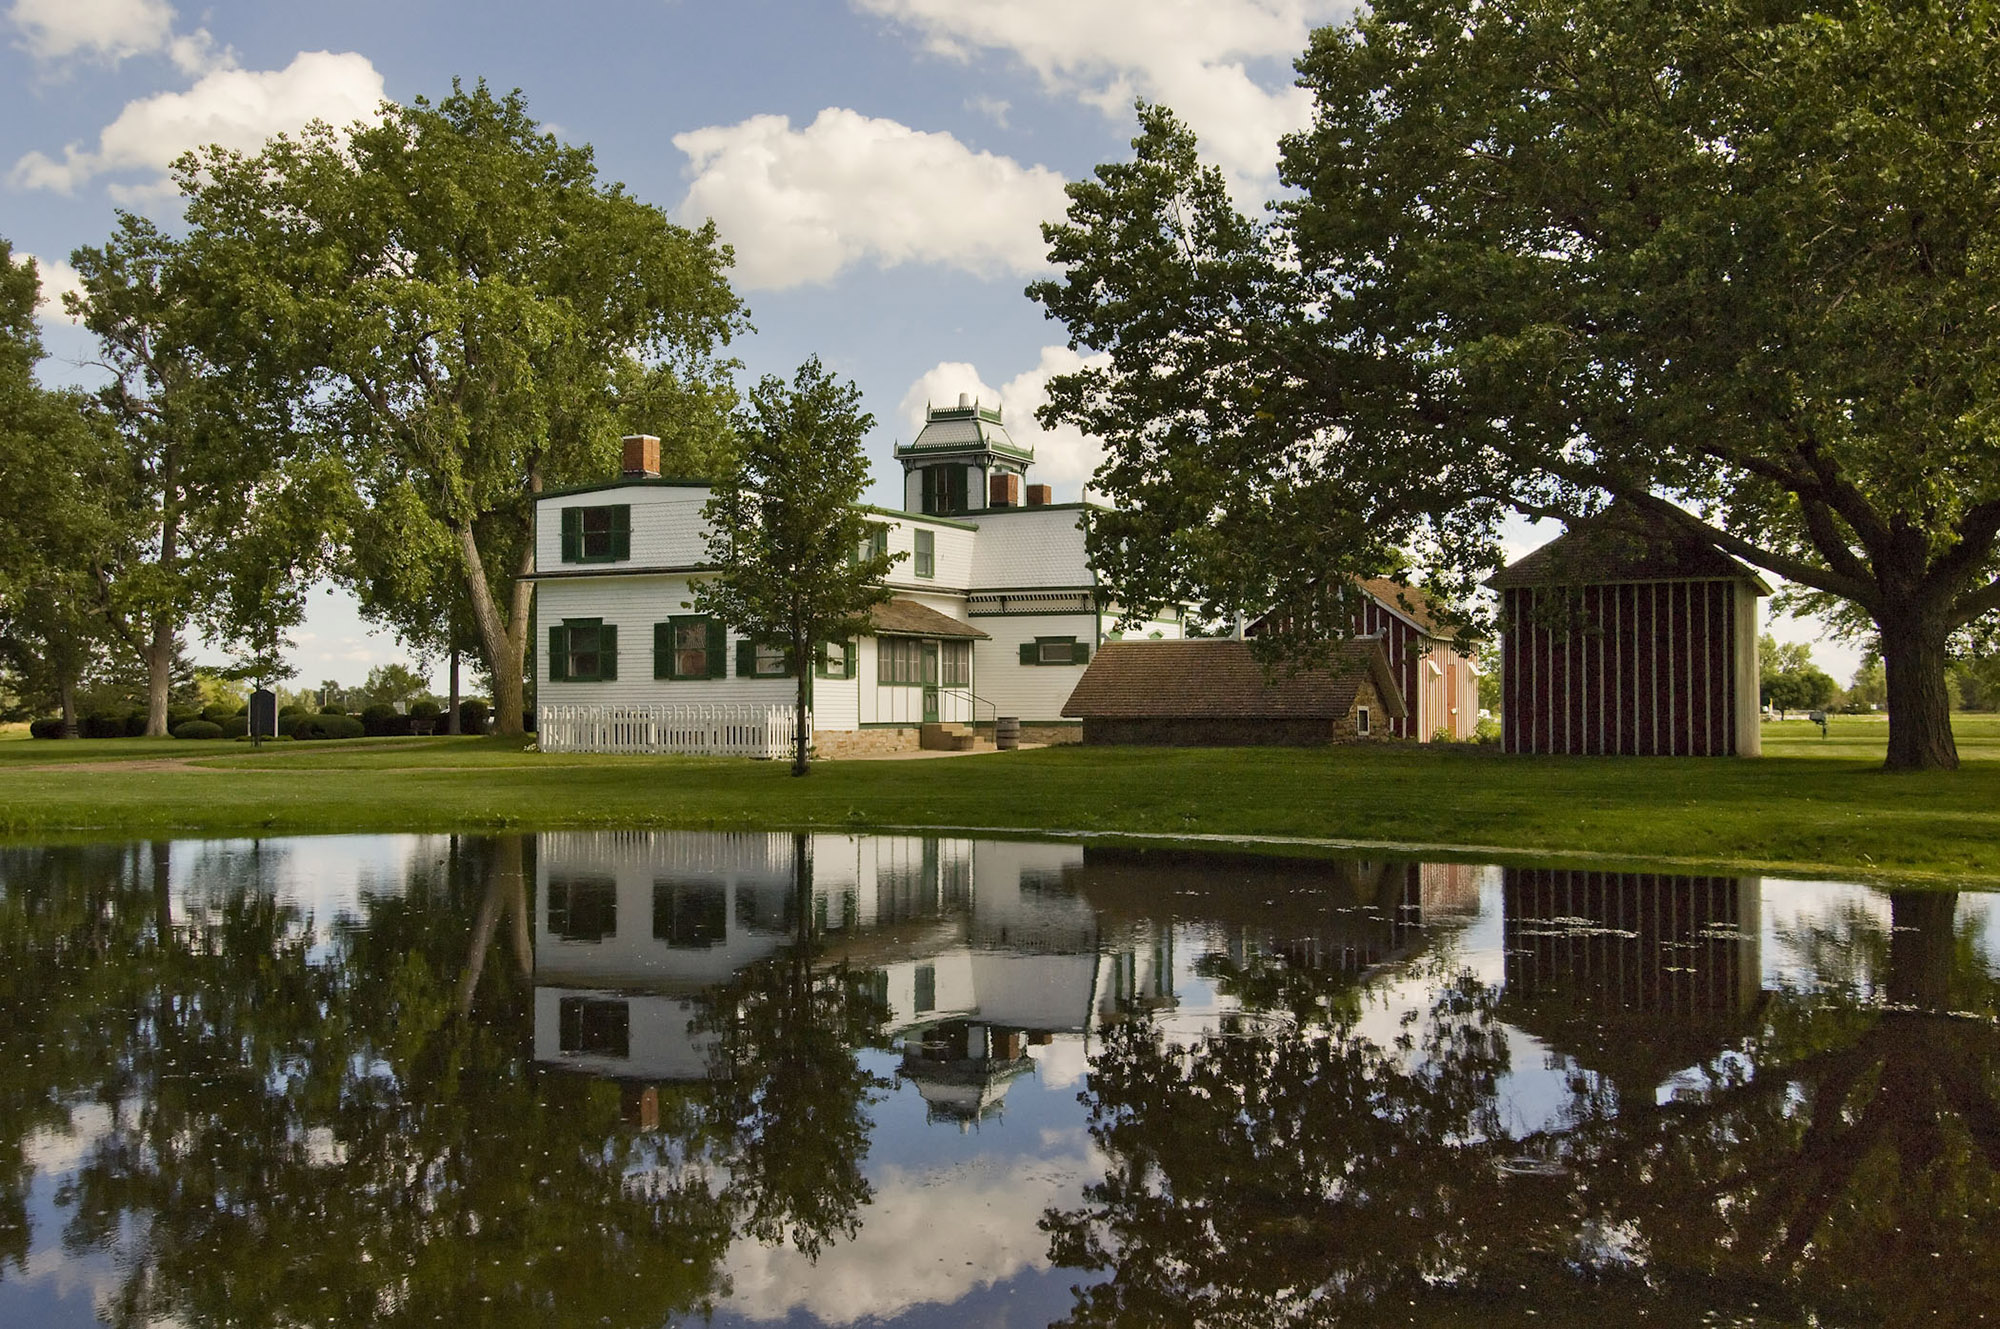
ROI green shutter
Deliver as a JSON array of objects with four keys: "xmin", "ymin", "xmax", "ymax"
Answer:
[
  {"xmin": 1073, "ymin": 641, "xmax": 1091, "ymax": 665},
  {"xmin": 707, "ymin": 620, "xmax": 727, "ymax": 677},
  {"xmin": 599, "ymin": 625, "xmax": 617, "ymax": 680},
  {"xmin": 843, "ymin": 640, "xmax": 857, "ymax": 679},
  {"xmin": 1020, "ymin": 642, "xmax": 1038, "ymax": 666},
  {"xmin": 560, "ymin": 507, "xmax": 580, "ymax": 562},
  {"xmin": 610, "ymin": 505, "xmax": 631, "ymax": 560},
  {"xmin": 737, "ymin": 640, "xmax": 755, "ymax": 677},
  {"xmin": 549, "ymin": 625, "xmax": 570, "ymax": 681},
  {"xmin": 654, "ymin": 622, "xmax": 671, "ymax": 679}
]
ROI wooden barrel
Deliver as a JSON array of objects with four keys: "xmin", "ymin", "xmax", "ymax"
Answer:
[{"xmin": 995, "ymin": 716, "xmax": 1021, "ymax": 750}]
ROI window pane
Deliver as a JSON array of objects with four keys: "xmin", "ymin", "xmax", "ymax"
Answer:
[
  {"xmin": 755, "ymin": 644, "xmax": 786, "ymax": 676},
  {"xmin": 673, "ymin": 619, "xmax": 708, "ymax": 678},
  {"xmin": 942, "ymin": 642, "xmax": 970, "ymax": 686},
  {"xmin": 1039, "ymin": 638, "xmax": 1072, "ymax": 664}
]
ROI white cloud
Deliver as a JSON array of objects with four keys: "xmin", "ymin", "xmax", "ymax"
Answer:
[
  {"xmin": 673, "ymin": 107, "xmax": 1068, "ymax": 290},
  {"xmin": 965, "ymin": 94, "xmax": 1011, "ymax": 128},
  {"xmin": 8, "ymin": 0, "xmax": 223, "ymax": 74},
  {"xmin": 22, "ymin": 252, "xmax": 85, "ymax": 325},
  {"xmin": 855, "ymin": 0, "xmax": 1355, "ymax": 193},
  {"xmin": 899, "ymin": 345, "xmax": 1113, "ymax": 501},
  {"xmin": 11, "ymin": 50, "xmax": 385, "ymax": 197}
]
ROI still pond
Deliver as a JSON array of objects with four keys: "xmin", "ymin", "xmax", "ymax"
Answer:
[{"xmin": 1, "ymin": 832, "xmax": 1996, "ymax": 1326}]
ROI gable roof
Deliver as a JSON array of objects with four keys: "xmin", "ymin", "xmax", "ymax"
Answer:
[
  {"xmin": 1061, "ymin": 638, "xmax": 1407, "ymax": 721},
  {"xmin": 1488, "ymin": 505, "xmax": 1772, "ymax": 592},
  {"xmin": 868, "ymin": 598, "xmax": 990, "ymax": 640},
  {"xmin": 1357, "ymin": 577, "xmax": 1445, "ymax": 635}
]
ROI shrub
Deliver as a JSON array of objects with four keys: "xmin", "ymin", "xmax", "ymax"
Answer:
[
  {"xmin": 360, "ymin": 703, "xmax": 398, "ymax": 737},
  {"xmin": 319, "ymin": 703, "xmax": 345, "ymax": 715},
  {"xmin": 124, "ymin": 712, "xmax": 149, "ymax": 737},
  {"xmin": 172, "ymin": 720, "xmax": 224, "ymax": 740},
  {"xmin": 296, "ymin": 713, "xmax": 364, "ymax": 740},
  {"xmin": 167, "ymin": 708, "xmax": 201, "ymax": 731},
  {"xmin": 277, "ymin": 712, "xmax": 307, "ymax": 738},
  {"xmin": 221, "ymin": 715, "xmax": 249, "ymax": 739},
  {"xmin": 458, "ymin": 699, "xmax": 490, "ymax": 735},
  {"xmin": 82, "ymin": 712, "xmax": 128, "ymax": 739},
  {"xmin": 523, "ymin": 710, "xmax": 536, "ymax": 734},
  {"xmin": 408, "ymin": 699, "xmax": 442, "ymax": 722},
  {"xmin": 279, "ymin": 704, "xmax": 308, "ymax": 717},
  {"xmin": 201, "ymin": 703, "xmax": 236, "ymax": 724},
  {"xmin": 29, "ymin": 717, "xmax": 66, "ymax": 739}
]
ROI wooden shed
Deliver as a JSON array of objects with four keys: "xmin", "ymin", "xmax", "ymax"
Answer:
[
  {"xmin": 1488, "ymin": 508, "xmax": 1768, "ymax": 757},
  {"xmin": 1059, "ymin": 638, "xmax": 1406, "ymax": 746}
]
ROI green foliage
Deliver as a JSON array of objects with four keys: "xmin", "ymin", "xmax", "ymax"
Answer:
[
  {"xmin": 1032, "ymin": 1, "xmax": 2000, "ymax": 769},
  {"xmin": 171, "ymin": 720, "xmax": 223, "ymax": 740},
  {"xmin": 1760, "ymin": 633, "xmax": 1839, "ymax": 717},
  {"xmin": 178, "ymin": 80, "xmax": 745, "ymax": 734},
  {"xmin": 354, "ymin": 662, "xmax": 431, "ymax": 711},
  {"xmin": 693, "ymin": 358, "xmax": 896, "ymax": 775}
]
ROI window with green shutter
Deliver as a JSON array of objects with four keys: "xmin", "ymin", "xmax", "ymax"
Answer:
[
  {"xmin": 736, "ymin": 641, "xmax": 792, "ymax": 677},
  {"xmin": 654, "ymin": 615, "xmax": 725, "ymax": 680},
  {"xmin": 1020, "ymin": 636, "xmax": 1089, "ymax": 666},
  {"xmin": 549, "ymin": 619, "xmax": 616, "ymax": 682},
  {"xmin": 560, "ymin": 504, "xmax": 630, "ymax": 563},
  {"xmin": 815, "ymin": 640, "xmax": 857, "ymax": 680}
]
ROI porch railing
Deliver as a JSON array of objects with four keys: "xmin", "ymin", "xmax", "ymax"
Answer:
[{"xmin": 538, "ymin": 704, "xmax": 805, "ymax": 759}]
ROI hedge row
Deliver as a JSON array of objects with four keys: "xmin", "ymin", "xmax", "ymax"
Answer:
[{"xmin": 28, "ymin": 699, "xmax": 491, "ymax": 739}]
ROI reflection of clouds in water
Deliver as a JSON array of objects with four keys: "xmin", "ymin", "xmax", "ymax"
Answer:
[
  {"xmin": 169, "ymin": 834, "xmax": 456, "ymax": 954},
  {"xmin": 1027, "ymin": 1035, "xmax": 1089, "ymax": 1089},
  {"xmin": 720, "ymin": 1156, "xmax": 1086, "ymax": 1324},
  {"xmin": 21, "ymin": 1101, "xmax": 112, "ymax": 1175},
  {"xmin": 1760, "ymin": 878, "xmax": 1888, "ymax": 988},
  {"xmin": 18, "ymin": 1101, "xmax": 143, "ymax": 1324}
]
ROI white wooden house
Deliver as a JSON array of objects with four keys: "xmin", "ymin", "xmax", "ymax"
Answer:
[{"xmin": 530, "ymin": 397, "xmax": 1184, "ymax": 756}]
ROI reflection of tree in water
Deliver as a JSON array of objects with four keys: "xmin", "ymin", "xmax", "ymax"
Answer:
[
  {"xmin": 1048, "ymin": 883, "xmax": 2000, "ymax": 1325},
  {"xmin": 692, "ymin": 833, "xmax": 893, "ymax": 1259},
  {"xmin": 0, "ymin": 837, "xmax": 736, "ymax": 1327}
]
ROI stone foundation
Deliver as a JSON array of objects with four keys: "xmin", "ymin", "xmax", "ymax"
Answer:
[
  {"xmin": 813, "ymin": 728, "xmax": 921, "ymax": 759},
  {"xmin": 1016, "ymin": 723, "xmax": 1081, "ymax": 746}
]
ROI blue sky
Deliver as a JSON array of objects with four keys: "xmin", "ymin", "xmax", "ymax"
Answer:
[{"xmin": 3, "ymin": 0, "xmax": 1849, "ymax": 689}]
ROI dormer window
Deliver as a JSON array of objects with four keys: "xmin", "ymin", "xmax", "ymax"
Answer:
[
  {"xmin": 921, "ymin": 466, "xmax": 967, "ymax": 516},
  {"xmin": 561, "ymin": 504, "xmax": 630, "ymax": 563}
]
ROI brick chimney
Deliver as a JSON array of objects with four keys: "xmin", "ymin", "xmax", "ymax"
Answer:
[
  {"xmin": 621, "ymin": 434, "xmax": 660, "ymax": 479},
  {"xmin": 989, "ymin": 472, "xmax": 1020, "ymax": 508},
  {"xmin": 1026, "ymin": 484, "xmax": 1052, "ymax": 507}
]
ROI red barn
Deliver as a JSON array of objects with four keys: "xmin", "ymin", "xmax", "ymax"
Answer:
[{"xmin": 1488, "ymin": 509, "xmax": 1767, "ymax": 756}]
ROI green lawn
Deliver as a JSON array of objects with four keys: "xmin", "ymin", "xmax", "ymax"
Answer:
[{"xmin": 2, "ymin": 713, "xmax": 1998, "ymax": 885}]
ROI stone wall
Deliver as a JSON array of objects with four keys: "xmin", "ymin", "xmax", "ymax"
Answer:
[
  {"xmin": 1078, "ymin": 680, "xmax": 1389, "ymax": 747},
  {"xmin": 813, "ymin": 728, "xmax": 921, "ymax": 759}
]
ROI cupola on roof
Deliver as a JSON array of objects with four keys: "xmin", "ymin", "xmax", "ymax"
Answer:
[{"xmin": 895, "ymin": 393, "xmax": 1034, "ymax": 464}]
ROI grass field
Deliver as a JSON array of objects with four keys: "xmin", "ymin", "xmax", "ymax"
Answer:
[{"xmin": 1, "ymin": 712, "xmax": 1996, "ymax": 885}]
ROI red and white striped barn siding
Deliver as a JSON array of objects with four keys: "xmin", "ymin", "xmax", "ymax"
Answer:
[
  {"xmin": 1501, "ymin": 580, "xmax": 1739, "ymax": 756},
  {"xmin": 1354, "ymin": 597, "xmax": 1425, "ymax": 739}
]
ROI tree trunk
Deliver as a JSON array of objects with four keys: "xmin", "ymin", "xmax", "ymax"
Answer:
[
  {"xmin": 1879, "ymin": 605, "xmax": 1959, "ymax": 771},
  {"xmin": 59, "ymin": 675, "xmax": 77, "ymax": 739},
  {"xmin": 448, "ymin": 645, "xmax": 461, "ymax": 735},
  {"xmin": 454, "ymin": 522, "xmax": 527, "ymax": 736},
  {"xmin": 145, "ymin": 615, "xmax": 174, "ymax": 738},
  {"xmin": 1887, "ymin": 890, "xmax": 1958, "ymax": 1011},
  {"xmin": 793, "ymin": 639, "xmax": 811, "ymax": 777}
]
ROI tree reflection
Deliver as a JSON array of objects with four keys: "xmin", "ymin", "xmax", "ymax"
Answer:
[
  {"xmin": 1048, "ymin": 880, "xmax": 2000, "ymax": 1324},
  {"xmin": 693, "ymin": 833, "xmax": 892, "ymax": 1259}
]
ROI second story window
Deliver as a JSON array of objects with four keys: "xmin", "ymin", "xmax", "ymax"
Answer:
[
  {"xmin": 560, "ymin": 504, "xmax": 631, "ymax": 563},
  {"xmin": 854, "ymin": 522, "xmax": 889, "ymax": 565},
  {"xmin": 920, "ymin": 466, "xmax": 967, "ymax": 516},
  {"xmin": 914, "ymin": 529, "xmax": 935, "ymax": 578}
]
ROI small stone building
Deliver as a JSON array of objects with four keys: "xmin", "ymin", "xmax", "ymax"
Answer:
[
  {"xmin": 1488, "ymin": 507, "xmax": 1767, "ymax": 757},
  {"xmin": 1060, "ymin": 638, "xmax": 1406, "ymax": 746}
]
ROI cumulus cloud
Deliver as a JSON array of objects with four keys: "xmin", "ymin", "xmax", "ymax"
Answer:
[
  {"xmin": 11, "ymin": 50, "xmax": 386, "ymax": 197},
  {"xmin": 22, "ymin": 252, "xmax": 86, "ymax": 325},
  {"xmin": 8, "ymin": 0, "xmax": 222, "ymax": 74},
  {"xmin": 898, "ymin": 345, "xmax": 1113, "ymax": 501},
  {"xmin": 673, "ymin": 107, "xmax": 1068, "ymax": 290},
  {"xmin": 855, "ymin": 0, "xmax": 1354, "ymax": 193}
]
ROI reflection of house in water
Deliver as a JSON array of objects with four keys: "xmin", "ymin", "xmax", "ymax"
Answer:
[
  {"xmin": 1501, "ymin": 867, "xmax": 1765, "ymax": 1095},
  {"xmin": 1064, "ymin": 848, "xmax": 1482, "ymax": 997},
  {"xmin": 531, "ymin": 832, "xmax": 1109, "ymax": 1125}
]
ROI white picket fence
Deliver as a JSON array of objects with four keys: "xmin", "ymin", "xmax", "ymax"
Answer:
[{"xmin": 537, "ymin": 704, "xmax": 806, "ymax": 758}]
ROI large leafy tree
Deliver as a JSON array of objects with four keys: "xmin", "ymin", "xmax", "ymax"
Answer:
[
  {"xmin": 179, "ymin": 81, "xmax": 744, "ymax": 734},
  {"xmin": 0, "ymin": 243, "xmax": 128, "ymax": 734},
  {"xmin": 694, "ymin": 358, "xmax": 896, "ymax": 775},
  {"xmin": 60, "ymin": 215, "xmax": 314, "ymax": 736},
  {"xmin": 1033, "ymin": 0, "xmax": 2000, "ymax": 770}
]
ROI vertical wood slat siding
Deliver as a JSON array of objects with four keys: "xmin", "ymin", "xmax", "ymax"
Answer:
[{"xmin": 1504, "ymin": 578, "xmax": 1745, "ymax": 756}]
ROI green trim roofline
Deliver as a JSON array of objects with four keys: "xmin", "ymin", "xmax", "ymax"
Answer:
[{"xmin": 538, "ymin": 476, "xmax": 715, "ymax": 501}]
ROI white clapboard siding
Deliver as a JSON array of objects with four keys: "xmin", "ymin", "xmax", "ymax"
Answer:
[
  {"xmin": 968, "ymin": 508, "xmax": 1091, "ymax": 588},
  {"xmin": 970, "ymin": 613, "xmax": 1100, "ymax": 722},
  {"xmin": 536, "ymin": 484, "xmax": 714, "ymax": 572},
  {"xmin": 878, "ymin": 514, "xmax": 978, "ymax": 592},
  {"xmin": 538, "ymin": 575, "xmax": 799, "ymax": 711},
  {"xmin": 538, "ymin": 703, "xmax": 804, "ymax": 758}
]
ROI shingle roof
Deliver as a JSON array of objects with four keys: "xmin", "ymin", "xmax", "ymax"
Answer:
[
  {"xmin": 868, "ymin": 598, "xmax": 990, "ymax": 640},
  {"xmin": 1061, "ymin": 638, "xmax": 1406, "ymax": 720},
  {"xmin": 1358, "ymin": 577, "xmax": 1444, "ymax": 634},
  {"xmin": 894, "ymin": 403, "xmax": 1034, "ymax": 462},
  {"xmin": 1487, "ymin": 505, "xmax": 1771, "ymax": 592}
]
